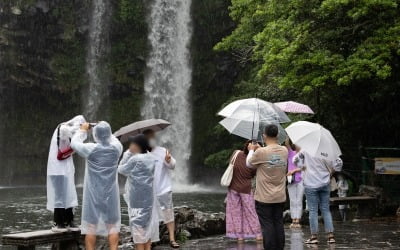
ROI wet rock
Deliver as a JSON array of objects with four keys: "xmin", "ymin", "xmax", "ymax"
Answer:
[
  {"xmin": 96, "ymin": 207, "xmax": 226, "ymax": 249},
  {"xmin": 160, "ymin": 206, "xmax": 225, "ymax": 243}
]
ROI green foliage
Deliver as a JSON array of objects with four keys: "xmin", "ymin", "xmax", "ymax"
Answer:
[
  {"xmin": 175, "ymin": 231, "xmax": 188, "ymax": 243},
  {"xmin": 208, "ymin": 0, "xmax": 400, "ymax": 172},
  {"xmin": 205, "ymin": 149, "xmax": 234, "ymax": 168},
  {"xmin": 50, "ymin": 40, "xmax": 86, "ymax": 92},
  {"xmin": 216, "ymin": 0, "xmax": 400, "ymax": 91},
  {"xmin": 107, "ymin": 0, "xmax": 149, "ymax": 127}
]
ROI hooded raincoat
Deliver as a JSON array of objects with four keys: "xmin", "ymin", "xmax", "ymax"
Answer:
[
  {"xmin": 71, "ymin": 121, "xmax": 123, "ymax": 236},
  {"xmin": 46, "ymin": 115, "xmax": 86, "ymax": 211},
  {"xmin": 118, "ymin": 150, "xmax": 160, "ymax": 243}
]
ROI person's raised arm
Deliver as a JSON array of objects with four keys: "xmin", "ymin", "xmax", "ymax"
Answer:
[
  {"xmin": 246, "ymin": 150, "xmax": 255, "ymax": 168},
  {"xmin": 163, "ymin": 149, "xmax": 176, "ymax": 170},
  {"xmin": 118, "ymin": 151, "xmax": 135, "ymax": 176},
  {"xmin": 119, "ymin": 150, "xmax": 133, "ymax": 165},
  {"xmin": 246, "ymin": 143, "xmax": 260, "ymax": 168},
  {"xmin": 71, "ymin": 123, "xmax": 95, "ymax": 158},
  {"xmin": 110, "ymin": 135, "xmax": 123, "ymax": 156}
]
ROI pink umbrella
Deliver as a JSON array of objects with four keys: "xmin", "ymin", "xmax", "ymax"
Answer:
[{"xmin": 274, "ymin": 101, "xmax": 314, "ymax": 114}]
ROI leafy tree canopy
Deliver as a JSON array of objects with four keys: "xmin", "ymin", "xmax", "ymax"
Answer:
[{"xmin": 215, "ymin": 0, "xmax": 400, "ymax": 92}]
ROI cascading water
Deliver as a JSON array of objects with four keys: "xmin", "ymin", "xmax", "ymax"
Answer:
[
  {"xmin": 84, "ymin": 0, "xmax": 111, "ymax": 121},
  {"xmin": 141, "ymin": 0, "xmax": 194, "ymax": 191},
  {"xmin": 78, "ymin": 0, "xmax": 111, "ymax": 183}
]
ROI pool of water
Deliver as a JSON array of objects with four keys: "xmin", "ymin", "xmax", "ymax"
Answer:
[{"xmin": 0, "ymin": 186, "xmax": 226, "ymax": 249}]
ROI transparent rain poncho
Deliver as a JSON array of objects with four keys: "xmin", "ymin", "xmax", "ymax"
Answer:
[
  {"xmin": 118, "ymin": 151, "xmax": 160, "ymax": 243},
  {"xmin": 71, "ymin": 121, "xmax": 123, "ymax": 236},
  {"xmin": 46, "ymin": 115, "xmax": 86, "ymax": 211}
]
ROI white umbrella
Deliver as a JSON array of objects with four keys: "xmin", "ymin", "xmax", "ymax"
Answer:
[
  {"xmin": 114, "ymin": 118, "xmax": 171, "ymax": 143},
  {"xmin": 285, "ymin": 121, "xmax": 341, "ymax": 161},
  {"xmin": 218, "ymin": 98, "xmax": 290, "ymax": 124},
  {"xmin": 220, "ymin": 117, "xmax": 287, "ymax": 143},
  {"xmin": 218, "ymin": 98, "xmax": 290, "ymax": 140}
]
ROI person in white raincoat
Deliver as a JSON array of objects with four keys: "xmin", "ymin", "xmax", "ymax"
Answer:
[
  {"xmin": 143, "ymin": 129, "xmax": 179, "ymax": 248},
  {"xmin": 71, "ymin": 121, "xmax": 122, "ymax": 250},
  {"xmin": 46, "ymin": 115, "xmax": 86, "ymax": 232},
  {"xmin": 118, "ymin": 134, "xmax": 160, "ymax": 250}
]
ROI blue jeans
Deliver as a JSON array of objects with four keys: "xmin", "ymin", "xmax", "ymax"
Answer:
[{"xmin": 304, "ymin": 184, "xmax": 334, "ymax": 234}]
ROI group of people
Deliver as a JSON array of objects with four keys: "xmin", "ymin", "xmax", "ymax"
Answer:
[
  {"xmin": 225, "ymin": 124, "xmax": 343, "ymax": 249},
  {"xmin": 46, "ymin": 115, "xmax": 180, "ymax": 250}
]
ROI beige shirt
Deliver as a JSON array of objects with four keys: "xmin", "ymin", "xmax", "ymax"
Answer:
[{"xmin": 247, "ymin": 145, "xmax": 288, "ymax": 203}]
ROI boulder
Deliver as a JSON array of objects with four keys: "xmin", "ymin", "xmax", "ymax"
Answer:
[
  {"xmin": 160, "ymin": 206, "xmax": 225, "ymax": 243},
  {"xmin": 97, "ymin": 206, "xmax": 226, "ymax": 248}
]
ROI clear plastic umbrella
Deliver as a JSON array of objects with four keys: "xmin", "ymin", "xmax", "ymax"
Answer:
[
  {"xmin": 219, "ymin": 117, "xmax": 287, "ymax": 143},
  {"xmin": 285, "ymin": 121, "xmax": 342, "ymax": 161},
  {"xmin": 218, "ymin": 98, "xmax": 290, "ymax": 140}
]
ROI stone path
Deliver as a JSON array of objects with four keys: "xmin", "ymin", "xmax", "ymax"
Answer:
[{"xmin": 154, "ymin": 221, "xmax": 400, "ymax": 249}]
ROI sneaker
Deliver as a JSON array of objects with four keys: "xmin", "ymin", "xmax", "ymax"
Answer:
[
  {"xmin": 51, "ymin": 224, "xmax": 68, "ymax": 233},
  {"xmin": 305, "ymin": 237, "xmax": 318, "ymax": 244},
  {"xmin": 327, "ymin": 236, "xmax": 336, "ymax": 244}
]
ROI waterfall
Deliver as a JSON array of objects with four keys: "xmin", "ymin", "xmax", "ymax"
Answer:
[
  {"xmin": 141, "ymin": 0, "xmax": 193, "ymax": 191},
  {"xmin": 84, "ymin": 0, "xmax": 111, "ymax": 121}
]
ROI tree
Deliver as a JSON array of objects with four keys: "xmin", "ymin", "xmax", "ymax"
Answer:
[
  {"xmin": 209, "ymin": 0, "xmax": 400, "ymax": 171},
  {"xmin": 215, "ymin": 0, "xmax": 400, "ymax": 92}
]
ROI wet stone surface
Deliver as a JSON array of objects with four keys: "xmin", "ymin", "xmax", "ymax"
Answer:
[{"xmin": 154, "ymin": 220, "xmax": 400, "ymax": 250}]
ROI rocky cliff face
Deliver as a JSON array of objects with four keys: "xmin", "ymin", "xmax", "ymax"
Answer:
[
  {"xmin": 0, "ymin": 0, "xmax": 90, "ymax": 184},
  {"xmin": 0, "ymin": 0, "xmax": 147, "ymax": 185},
  {"xmin": 0, "ymin": 0, "xmax": 236, "ymax": 185}
]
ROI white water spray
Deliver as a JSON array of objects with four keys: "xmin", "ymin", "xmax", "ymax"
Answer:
[
  {"xmin": 141, "ymin": 0, "xmax": 194, "ymax": 191},
  {"xmin": 84, "ymin": 0, "xmax": 111, "ymax": 121}
]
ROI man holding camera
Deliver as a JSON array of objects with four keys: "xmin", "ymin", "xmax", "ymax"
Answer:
[
  {"xmin": 71, "ymin": 121, "xmax": 123, "ymax": 250},
  {"xmin": 246, "ymin": 124, "xmax": 288, "ymax": 250}
]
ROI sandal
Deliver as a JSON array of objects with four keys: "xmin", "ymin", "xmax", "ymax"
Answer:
[
  {"xmin": 305, "ymin": 236, "xmax": 318, "ymax": 244},
  {"xmin": 170, "ymin": 241, "xmax": 180, "ymax": 248}
]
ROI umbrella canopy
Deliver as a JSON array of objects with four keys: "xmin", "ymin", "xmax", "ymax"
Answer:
[
  {"xmin": 114, "ymin": 118, "xmax": 171, "ymax": 143},
  {"xmin": 220, "ymin": 117, "xmax": 287, "ymax": 143},
  {"xmin": 274, "ymin": 101, "xmax": 314, "ymax": 114},
  {"xmin": 218, "ymin": 98, "xmax": 290, "ymax": 124},
  {"xmin": 218, "ymin": 98, "xmax": 290, "ymax": 141},
  {"xmin": 285, "ymin": 121, "xmax": 341, "ymax": 161}
]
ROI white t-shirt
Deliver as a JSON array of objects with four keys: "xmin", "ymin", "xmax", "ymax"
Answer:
[
  {"xmin": 151, "ymin": 146, "xmax": 176, "ymax": 195},
  {"xmin": 294, "ymin": 151, "xmax": 342, "ymax": 189}
]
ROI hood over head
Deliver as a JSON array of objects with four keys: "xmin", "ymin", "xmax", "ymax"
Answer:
[
  {"xmin": 65, "ymin": 115, "xmax": 86, "ymax": 127},
  {"xmin": 93, "ymin": 121, "xmax": 112, "ymax": 145}
]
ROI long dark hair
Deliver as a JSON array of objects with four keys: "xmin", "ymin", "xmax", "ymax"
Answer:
[{"xmin": 287, "ymin": 138, "xmax": 296, "ymax": 151}]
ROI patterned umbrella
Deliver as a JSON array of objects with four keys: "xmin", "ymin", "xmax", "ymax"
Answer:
[{"xmin": 274, "ymin": 101, "xmax": 314, "ymax": 114}]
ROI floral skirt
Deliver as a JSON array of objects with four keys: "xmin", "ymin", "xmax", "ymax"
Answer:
[{"xmin": 226, "ymin": 189, "xmax": 262, "ymax": 239}]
